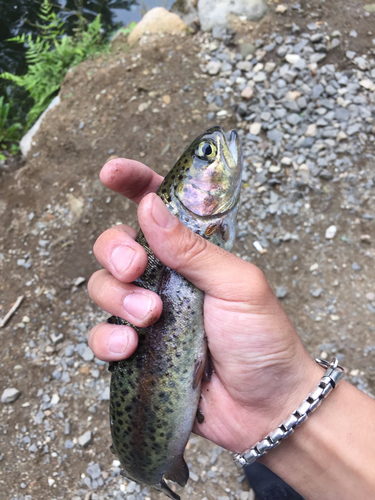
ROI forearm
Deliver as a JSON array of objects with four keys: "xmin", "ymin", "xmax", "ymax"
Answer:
[{"xmin": 262, "ymin": 380, "xmax": 375, "ymax": 499}]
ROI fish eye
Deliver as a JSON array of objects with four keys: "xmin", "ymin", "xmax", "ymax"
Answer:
[{"xmin": 195, "ymin": 141, "xmax": 217, "ymax": 161}]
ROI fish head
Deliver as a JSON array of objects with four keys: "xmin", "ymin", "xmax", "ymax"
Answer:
[{"xmin": 160, "ymin": 126, "xmax": 243, "ymax": 218}]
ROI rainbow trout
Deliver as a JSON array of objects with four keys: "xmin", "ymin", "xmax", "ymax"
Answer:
[{"xmin": 107, "ymin": 126, "xmax": 243, "ymax": 499}]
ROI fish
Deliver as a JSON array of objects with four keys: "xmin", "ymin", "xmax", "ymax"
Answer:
[{"xmin": 107, "ymin": 125, "xmax": 243, "ymax": 499}]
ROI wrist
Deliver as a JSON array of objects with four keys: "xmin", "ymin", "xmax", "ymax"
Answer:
[
  {"xmin": 261, "ymin": 381, "xmax": 375, "ymax": 499},
  {"xmin": 219, "ymin": 351, "xmax": 323, "ymax": 456}
]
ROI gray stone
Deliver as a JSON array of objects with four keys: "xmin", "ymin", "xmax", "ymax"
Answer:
[
  {"xmin": 352, "ymin": 262, "xmax": 361, "ymax": 271},
  {"xmin": 311, "ymin": 33, "xmax": 324, "ymax": 43},
  {"xmin": 65, "ymin": 439, "xmax": 75, "ymax": 449},
  {"xmin": 65, "ymin": 345, "xmax": 75, "ymax": 357},
  {"xmin": 349, "ymin": 30, "xmax": 358, "ymax": 38},
  {"xmin": 276, "ymin": 286, "xmax": 288, "ymax": 299},
  {"xmin": 99, "ymin": 387, "xmax": 110, "ymax": 401},
  {"xmin": 310, "ymin": 53, "xmax": 327, "ymax": 63},
  {"xmin": 312, "ymin": 84, "xmax": 324, "ymax": 99},
  {"xmin": 86, "ymin": 463, "xmax": 102, "ymax": 480},
  {"xmin": 287, "ymin": 114, "xmax": 302, "ymax": 126},
  {"xmin": 260, "ymin": 111, "xmax": 271, "ymax": 122},
  {"xmin": 78, "ymin": 431, "xmax": 92, "ymax": 448},
  {"xmin": 206, "ymin": 60, "xmax": 222, "ymax": 75},
  {"xmin": 236, "ymin": 60, "xmax": 252, "ymax": 72},
  {"xmin": 253, "ymin": 71, "xmax": 267, "ymax": 82},
  {"xmin": 330, "ymin": 38, "xmax": 340, "ymax": 50},
  {"xmin": 347, "ymin": 123, "xmax": 361, "ymax": 136},
  {"xmin": 297, "ymin": 96, "xmax": 307, "ymax": 109},
  {"xmin": 1, "ymin": 388, "xmax": 20, "ymax": 404},
  {"xmin": 81, "ymin": 346, "xmax": 94, "ymax": 362},
  {"xmin": 354, "ymin": 57, "xmax": 368, "ymax": 70},
  {"xmin": 198, "ymin": 0, "xmax": 268, "ymax": 31},
  {"xmin": 335, "ymin": 107, "xmax": 350, "ymax": 121},
  {"xmin": 320, "ymin": 170, "xmax": 334, "ymax": 181},
  {"xmin": 310, "ymin": 287, "xmax": 324, "ymax": 298},
  {"xmin": 267, "ymin": 129, "xmax": 283, "ymax": 143},
  {"xmin": 239, "ymin": 43, "xmax": 256, "ymax": 58},
  {"xmin": 346, "ymin": 51, "xmax": 356, "ymax": 60}
]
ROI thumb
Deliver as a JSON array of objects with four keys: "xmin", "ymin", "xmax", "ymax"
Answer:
[{"xmin": 138, "ymin": 193, "xmax": 273, "ymax": 305}]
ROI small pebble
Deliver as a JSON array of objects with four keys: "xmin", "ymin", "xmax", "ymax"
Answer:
[
  {"xmin": 1, "ymin": 388, "xmax": 20, "ymax": 404},
  {"xmin": 325, "ymin": 225, "xmax": 337, "ymax": 239}
]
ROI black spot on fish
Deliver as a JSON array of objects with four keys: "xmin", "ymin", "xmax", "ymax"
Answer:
[{"xmin": 125, "ymin": 405, "xmax": 132, "ymax": 413}]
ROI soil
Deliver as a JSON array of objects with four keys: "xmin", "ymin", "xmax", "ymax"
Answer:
[{"xmin": 0, "ymin": 1, "xmax": 374, "ymax": 499}]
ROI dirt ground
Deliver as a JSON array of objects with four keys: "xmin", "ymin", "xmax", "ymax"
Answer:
[{"xmin": 0, "ymin": 0, "xmax": 374, "ymax": 499}]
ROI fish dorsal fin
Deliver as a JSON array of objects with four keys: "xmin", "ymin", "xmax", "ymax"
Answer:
[
  {"xmin": 164, "ymin": 455, "xmax": 189, "ymax": 487},
  {"xmin": 159, "ymin": 478, "xmax": 181, "ymax": 500}
]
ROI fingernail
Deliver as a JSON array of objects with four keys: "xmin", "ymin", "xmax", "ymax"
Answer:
[
  {"xmin": 111, "ymin": 245, "xmax": 135, "ymax": 274},
  {"xmin": 123, "ymin": 293, "xmax": 153, "ymax": 320},
  {"xmin": 108, "ymin": 328, "xmax": 129, "ymax": 354},
  {"xmin": 151, "ymin": 195, "xmax": 177, "ymax": 229}
]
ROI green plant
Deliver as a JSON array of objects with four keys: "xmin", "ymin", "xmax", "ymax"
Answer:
[
  {"xmin": 117, "ymin": 21, "xmax": 137, "ymax": 36},
  {"xmin": 0, "ymin": 96, "xmax": 22, "ymax": 155},
  {"xmin": 0, "ymin": 0, "xmax": 106, "ymax": 128}
]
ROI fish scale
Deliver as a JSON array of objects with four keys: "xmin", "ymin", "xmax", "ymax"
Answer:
[{"xmin": 107, "ymin": 126, "xmax": 243, "ymax": 499}]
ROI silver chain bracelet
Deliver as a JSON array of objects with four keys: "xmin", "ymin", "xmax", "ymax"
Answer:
[{"xmin": 233, "ymin": 357, "xmax": 345, "ymax": 468}]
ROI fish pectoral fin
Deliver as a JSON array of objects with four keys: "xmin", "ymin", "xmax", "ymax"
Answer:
[
  {"xmin": 192, "ymin": 359, "xmax": 205, "ymax": 389},
  {"xmin": 158, "ymin": 478, "xmax": 181, "ymax": 500},
  {"xmin": 196, "ymin": 406, "xmax": 204, "ymax": 424},
  {"xmin": 164, "ymin": 455, "xmax": 189, "ymax": 487},
  {"xmin": 203, "ymin": 350, "xmax": 214, "ymax": 383}
]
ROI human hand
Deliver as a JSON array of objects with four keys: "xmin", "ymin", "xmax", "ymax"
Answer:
[{"xmin": 88, "ymin": 158, "xmax": 322, "ymax": 454}]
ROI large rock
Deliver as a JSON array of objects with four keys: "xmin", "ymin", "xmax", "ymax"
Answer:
[
  {"xmin": 128, "ymin": 7, "xmax": 188, "ymax": 44},
  {"xmin": 20, "ymin": 95, "xmax": 60, "ymax": 158},
  {"xmin": 171, "ymin": 0, "xmax": 199, "ymax": 26},
  {"xmin": 198, "ymin": 0, "xmax": 268, "ymax": 31}
]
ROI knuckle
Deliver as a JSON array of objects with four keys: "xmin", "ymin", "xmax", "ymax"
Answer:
[{"xmin": 244, "ymin": 264, "xmax": 272, "ymax": 301}]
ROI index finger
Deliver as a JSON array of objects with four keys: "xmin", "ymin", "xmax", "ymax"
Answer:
[{"xmin": 100, "ymin": 158, "xmax": 164, "ymax": 204}]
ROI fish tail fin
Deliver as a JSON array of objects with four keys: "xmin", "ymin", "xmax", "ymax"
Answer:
[
  {"xmin": 164, "ymin": 455, "xmax": 189, "ymax": 486},
  {"xmin": 158, "ymin": 479, "xmax": 181, "ymax": 500}
]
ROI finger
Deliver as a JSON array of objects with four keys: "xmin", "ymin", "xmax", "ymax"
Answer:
[
  {"xmin": 138, "ymin": 194, "xmax": 275, "ymax": 306},
  {"xmin": 93, "ymin": 224, "xmax": 148, "ymax": 283},
  {"xmin": 88, "ymin": 269, "xmax": 163, "ymax": 327},
  {"xmin": 100, "ymin": 158, "xmax": 163, "ymax": 204},
  {"xmin": 88, "ymin": 322, "xmax": 138, "ymax": 362}
]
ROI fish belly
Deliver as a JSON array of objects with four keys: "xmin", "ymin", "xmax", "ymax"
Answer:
[{"xmin": 109, "ymin": 266, "xmax": 206, "ymax": 492}]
